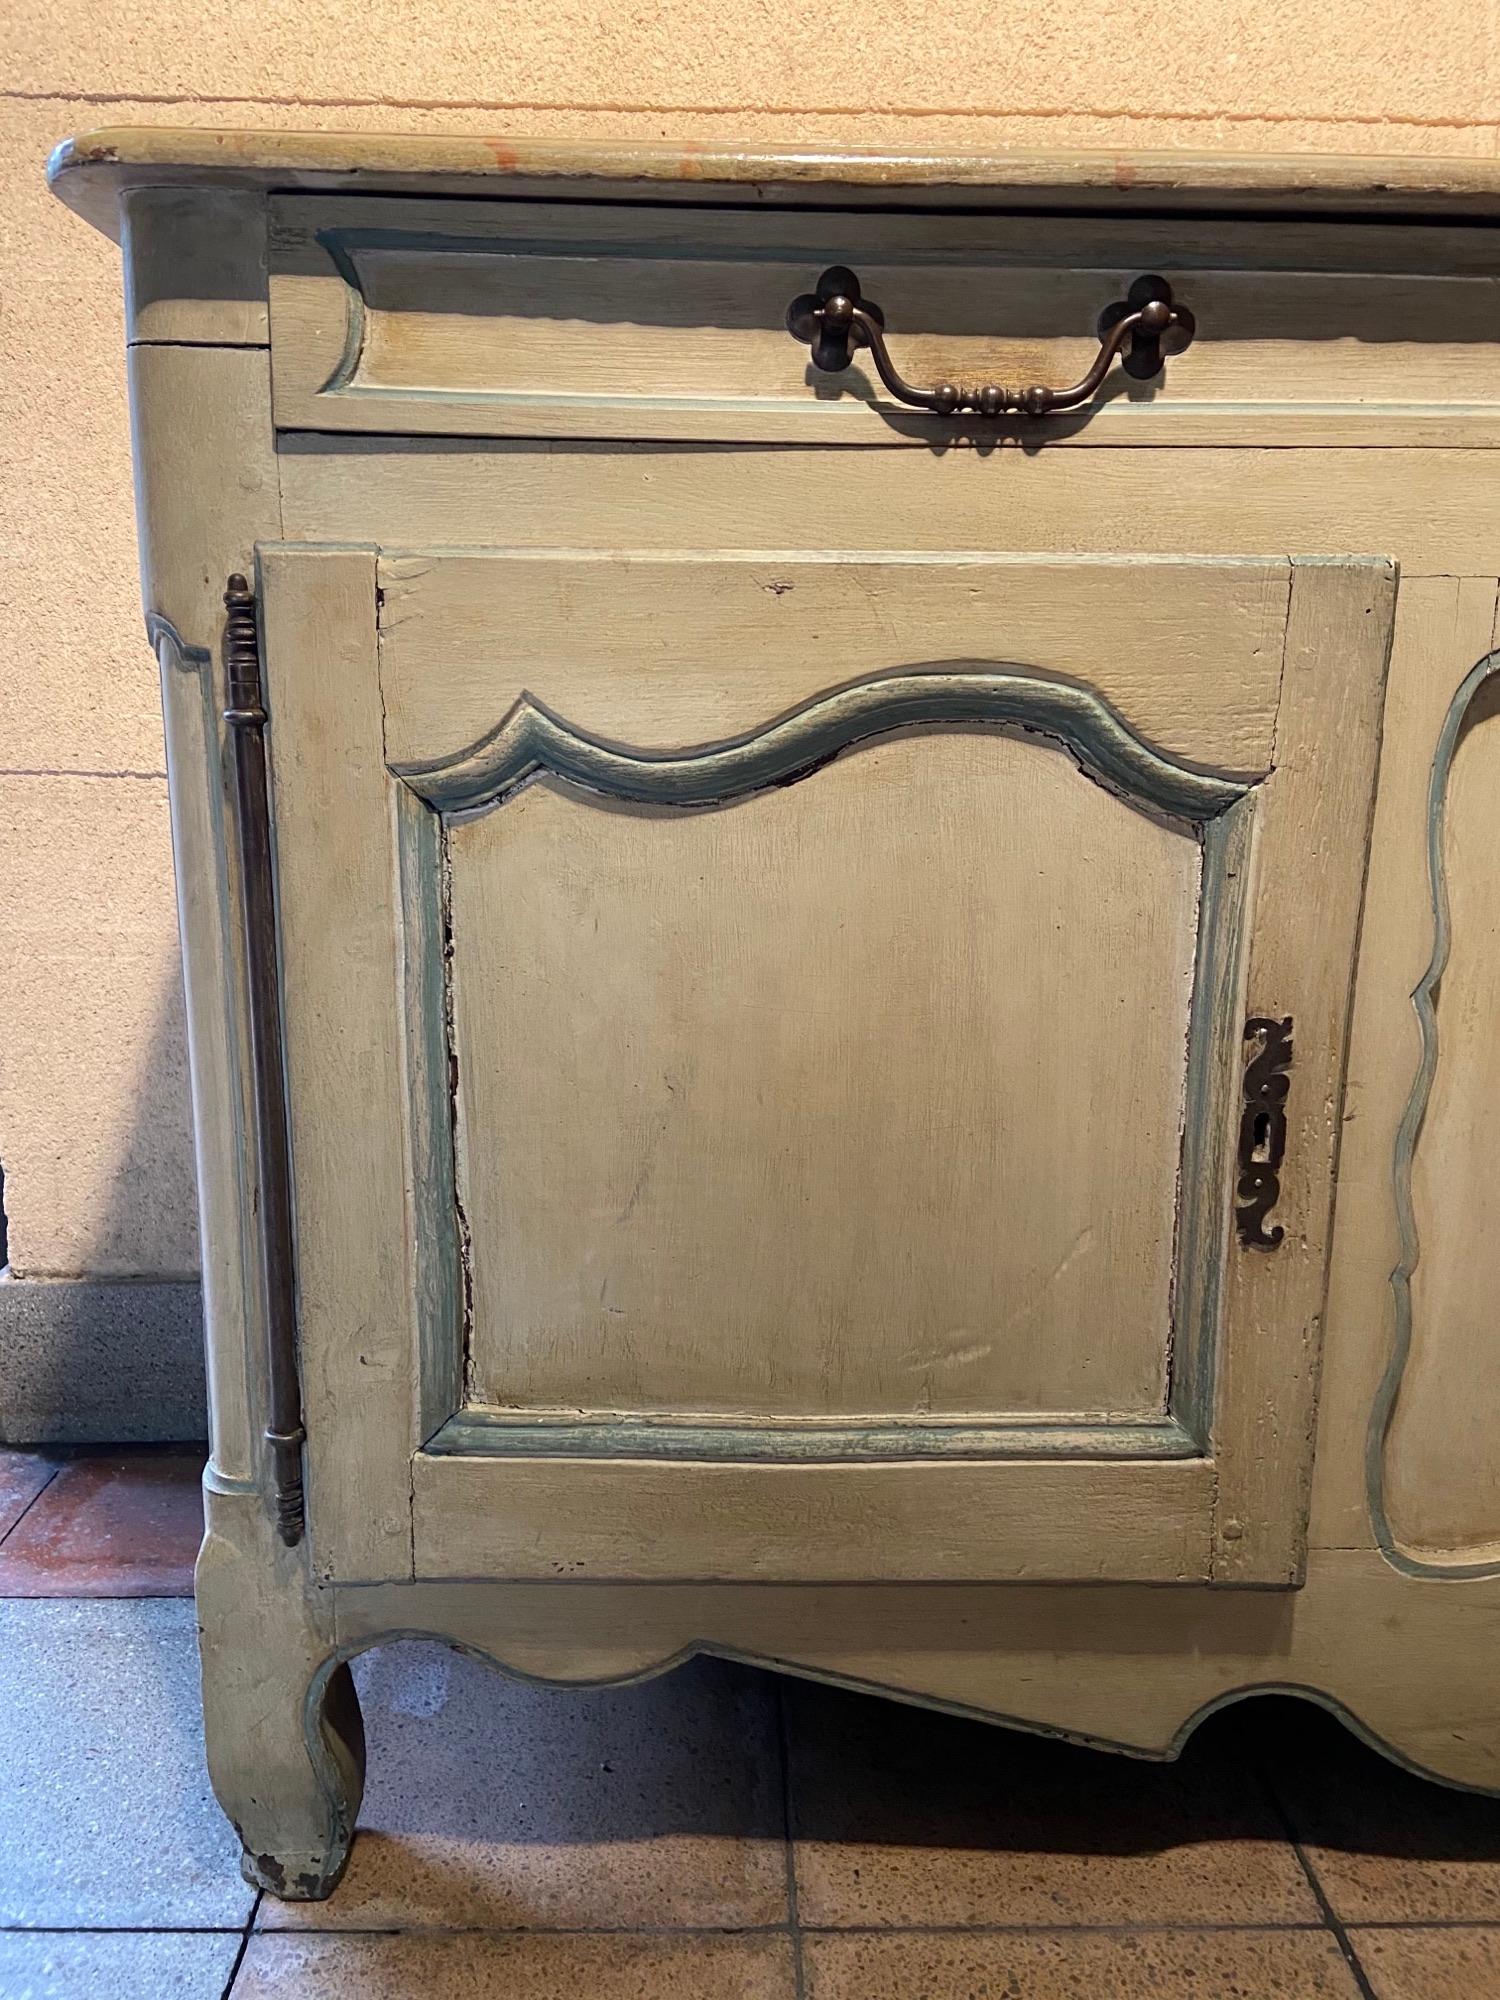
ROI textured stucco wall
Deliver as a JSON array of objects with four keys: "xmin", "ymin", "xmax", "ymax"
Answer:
[{"xmin": 3, "ymin": 5, "xmax": 1500, "ymax": 1435}]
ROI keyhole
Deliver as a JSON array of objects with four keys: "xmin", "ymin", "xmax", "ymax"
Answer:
[{"xmin": 1250, "ymin": 1111, "xmax": 1272, "ymax": 1162}]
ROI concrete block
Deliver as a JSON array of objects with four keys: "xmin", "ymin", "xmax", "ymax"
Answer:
[{"xmin": 0, "ymin": 1274, "xmax": 207, "ymax": 1443}]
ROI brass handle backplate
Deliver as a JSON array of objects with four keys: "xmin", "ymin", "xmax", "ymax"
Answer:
[{"xmin": 785, "ymin": 267, "xmax": 1196, "ymax": 419}]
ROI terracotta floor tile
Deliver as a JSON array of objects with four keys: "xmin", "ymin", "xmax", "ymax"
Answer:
[
  {"xmin": 804, "ymin": 1928, "xmax": 1362, "ymax": 1999},
  {"xmin": 1353, "ymin": 1924, "xmax": 1500, "ymax": 1998},
  {"xmin": 232, "ymin": 1930, "xmax": 796, "ymax": 1997},
  {"xmin": 0, "ymin": 1443, "xmax": 60, "ymax": 1537},
  {"xmin": 1250, "ymin": 1697, "xmax": 1500, "ymax": 1922},
  {"xmin": 786, "ymin": 1682, "xmax": 1319, "ymax": 1927},
  {"xmin": 0, "ymin": 1447, "xmax": 204, "ymax": 1595},
  {"xmin": 259, "ymin": 1642, "xmax": 789, "ymax": 1932}
]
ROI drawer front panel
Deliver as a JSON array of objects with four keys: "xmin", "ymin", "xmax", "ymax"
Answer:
[{"xmin": 268, "ymin": 196, "xmax": 1500, "ymax": 446}]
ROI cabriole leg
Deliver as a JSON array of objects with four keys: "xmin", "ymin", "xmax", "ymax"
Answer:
[{"xmin": 195, "ymin": 1481, "xmax": 365, "ymax": 1900}]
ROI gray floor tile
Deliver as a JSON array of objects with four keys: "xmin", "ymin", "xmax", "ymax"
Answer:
[
  {"xmin": 0, "ymin": 1599, "xmax": 253, "ymax": 1928},
  {"xmin": 259, "ymin": 1642, "xmax": 787, "ymax": 1931},
  {"xmin": 0, "ymin": 1929, "xmax": 241, "ymax": 1999}
]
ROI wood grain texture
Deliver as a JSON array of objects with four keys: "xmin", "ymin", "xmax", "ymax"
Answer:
[
  {"xmin": 123, "ymin": 185, "xmax": 268, "ymax": 346},
  {"xmin": 128, "ymin": 343, "xmax": 281, "ymax": 1492},
  {"xmin": 101, "ymin": 153, "xmax": 1500, "ymax": 1867},
  {"xmin": 280, "ymin": 441, "xmax": 1500, "ymax": 581},
  {"xmin": 197, "ymin": 1479, "xmax": 361, "ymax": 1900},
  {"xmin": 268, "ymin": 197, "xmax": 1500, "ymax": 448},
  {"xmin": 335, "ymin": 1544, "xmax": 1500, "ymax": 1792},
  {"xmin": 447, "ymin": 734, "xmax": 1202, "ymax": 1427},
  {"xmin": 1210, "ymin": 558, "xmax": 1395, "ymax": 1584},
  {"xmin": 412, "ymin": 1453, "xmax": 1213, "ymax": 1583},
  {"xmin": 377, "ymin": 552, "xmax": 1289, "ymax": 777},
  {"xmin": 52, "ymin": 129, "xmax": 1500, "ymax": 242},
  {"xmin": 1378, "ymin": 615, "xmax": 1500, "ymax": 1571},
  {"xmin": 258, "ymin": 546, "xmax": 415, "ymax": 1582},
  {"xmin": 384, "ymin": 547, "xmax": 1379, "ymax": 1590},
  {"xmin": 1310, "ymin": 578, "xmax": 1500, "ymax": 1555},
  {"xmin": 400, "ymin": 672, "xmax": 1247, "ymax": 820}
]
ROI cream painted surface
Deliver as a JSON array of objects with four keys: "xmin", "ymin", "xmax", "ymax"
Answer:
[
  {"xmin": 1389, "ymin": 677, "xmax": 1500, "ymax": 1554},
  {"xmin": 269, "ymin": 194, "xmax": 1500, "ymax": 446},
  {"xmin": 71, "ymin": 140, "xmax": 1500, "ymax": 1883},
  {"xmin": 455, "ymin": 737, "xmax": 1199, "ymax": 1424},
  {"xmin": 376, "ymin": 552, "xmax": 1289, "ymax": 773},
  {"xmin": 4, "ymin": 0, "xmax": 1499, "ymax": 1298},
  {"xmin": 251, "ymin": 533, "xmax": 1385, "ymax": 1589}
]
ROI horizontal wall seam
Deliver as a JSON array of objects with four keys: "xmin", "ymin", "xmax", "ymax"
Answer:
[
  {"xmin": 8, "ymin": 86, "xmax": 1500, "ymax": 133},
  {"xmin": 0, "ymin": 768, "xmax": 168, "ymax": 781}
]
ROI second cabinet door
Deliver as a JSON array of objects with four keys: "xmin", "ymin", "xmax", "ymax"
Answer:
[{"xmin": 260, "ymin": 546, "xmax": 1393, "ymax": 1588}]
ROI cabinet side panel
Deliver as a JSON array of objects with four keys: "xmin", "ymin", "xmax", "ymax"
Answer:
[{"xmin": 129, "ymin": 341, "xmax": 280, "ymax": 1489}]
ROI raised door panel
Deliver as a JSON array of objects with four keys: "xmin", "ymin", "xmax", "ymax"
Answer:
[
  {"xmin": 258, "ymin": 547, "xmax": 1392, "ymax": 1586},
  {"xmin": 451, "ymin": 731, "xmax": 1199, "ymax": 1429}
]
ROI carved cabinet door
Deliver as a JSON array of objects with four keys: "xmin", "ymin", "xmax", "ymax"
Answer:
[{"xmin": 257, "ymin": 545, "xmax": 1393, "ymax": 1589}]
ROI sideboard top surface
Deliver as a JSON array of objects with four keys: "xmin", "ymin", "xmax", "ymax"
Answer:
[{"xmin": 48, "ymin": 124, "xmax": 1500, "ymax": 238}]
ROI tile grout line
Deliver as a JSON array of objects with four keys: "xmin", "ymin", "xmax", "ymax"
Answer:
[
  {"xmin": 0, "ymin": 1460, "xmax": 65, "ymax": 1553},
  {"xmin": 5, "ymin": 1917, "xmax": 1395, "ymax": 1938},
  {"xmin": 775, "ymin": 1680, "xmax": 808, "ymax": 2000},
  {"xmin": 219, "ymin": 1890, "xmax": 261, "ymax": 1998},
  {"xmin": 1257, "ymin": 1763, "xmax": 1381, "ymax": 2000},
  {"xmin": 17, "ymin": 1915, "xmax": 1488, "ymax": 1943},
  {"xmin": 0, "ymin": 1589, "xmax": 197, "ymax": 1601},
  {"xmin": 239, "ymin": 1919, "xmax": 1359, "ymax": 1940},
  {"xmin": 0, "ymin": 1926, "xmax": 252, "ymax": 1938}
]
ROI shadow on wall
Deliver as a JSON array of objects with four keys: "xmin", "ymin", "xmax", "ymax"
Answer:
[{"xmin": 0, "ymin": 965, "xmax": 207, "ymax": 1446}]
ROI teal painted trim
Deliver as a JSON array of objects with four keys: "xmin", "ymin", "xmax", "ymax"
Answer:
[
  {"xmin": 313, "ymin": 230, "xmax": 368, "ymax": 396},
  {"xmin": 303, "ymin": 1631, "xmax": 1500, "ymax": 1802},
  {"xmin": 394, "ymin": 790, "xmax": 466, "ymax": 1436},
  {"xmin": 396, "ymin": 669, "xmax": 1249, "ymax": 820},
  {"xmin": 427, "ymin": 1412, "xmax": 1201, "ymax": 1463},
  {"xmin": 1170, "ymin": 803, "xmax": 1255, "ymax": 1449},
  {"xmin": 145, "ymin": 612, "xmax": 209, "ymax": 673},
  {"xmin": 1369, "ymin": 644, "xmax": 1500, "ymax": 1582}
]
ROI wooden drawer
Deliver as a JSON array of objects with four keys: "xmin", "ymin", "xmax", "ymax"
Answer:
[{"xmin": 268, "ymin": 195, "xmax": 1500, "ymax": 447}]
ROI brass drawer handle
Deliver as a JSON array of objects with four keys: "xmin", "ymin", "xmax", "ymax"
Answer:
[{"xmin": 786, "ymin": 267, "xmax": 1195, "ymax": 418}]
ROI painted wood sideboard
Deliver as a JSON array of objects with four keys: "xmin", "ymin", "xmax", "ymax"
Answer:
[{"xmin": 52, "ymin": 128, "xmax": 1500, "ymax": 1897}]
